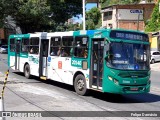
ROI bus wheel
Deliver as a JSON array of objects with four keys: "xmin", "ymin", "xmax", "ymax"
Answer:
[
  {"xmin": 24, "ymin": 64, "xmax": 31, "ymax": 79},
  {"xmin": 74, "ymin": 74, "xmax": 88, "ymax": 96}
]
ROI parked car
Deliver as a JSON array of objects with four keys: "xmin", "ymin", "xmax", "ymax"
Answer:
[
  {"xmin": 150, "ymin": 51, "xmax": 160, "ymax": 64},
  {"xmin": 0, "ymin": 45, "xmax": 8, "ymax": 53}
]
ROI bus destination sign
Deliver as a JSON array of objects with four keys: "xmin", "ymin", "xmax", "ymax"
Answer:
[{"xmin": 110, "ymin": 30, "xmax": 149, "ymax": 41}]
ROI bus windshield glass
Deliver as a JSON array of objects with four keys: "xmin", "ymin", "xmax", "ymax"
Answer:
[{"xmin": 106, "ymin": 42, "xmax": 150, "ymax": 70}]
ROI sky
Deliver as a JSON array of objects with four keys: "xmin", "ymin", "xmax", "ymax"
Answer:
[
  {"xmin": 86, "ymin": 3, "xmax": 97, "ymax": 11},
  {"xmin": 72, "ymin": 3, "xmax": 97, "ymax": 23}
]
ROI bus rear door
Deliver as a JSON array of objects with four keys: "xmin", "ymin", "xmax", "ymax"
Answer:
[
  {"xmin": 39, "ymin": 39, "xmax": 49, "ymax": 79},
  {"xmin": 15, "ymin": 38, "xmax": 21, "ymax": 70},
  {"xmin": 90, "ymin": 38, "xmax": 104, "ymax": 89}
]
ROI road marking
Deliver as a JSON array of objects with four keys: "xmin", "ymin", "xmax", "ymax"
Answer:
[{"xmin": 150, "ymin": 63, "xmax": 160, "ymax": 72}]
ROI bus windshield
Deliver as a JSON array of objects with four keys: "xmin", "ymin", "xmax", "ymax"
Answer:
[{"xmin": 106, "ymin": 42, "xmax": 150, "ymax": 70}]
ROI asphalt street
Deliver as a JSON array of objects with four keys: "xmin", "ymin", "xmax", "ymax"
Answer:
[{"xmin": 0, "ymin": 54, "xmax": 160, "ymax": 120}]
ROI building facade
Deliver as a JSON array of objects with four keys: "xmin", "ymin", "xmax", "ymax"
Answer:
[
  {"xmin": 101, "ymin": 3, "xmax": 155, "ymax": 31},
  {"xmin": 149, "ymin": 32, "xmax": 160, "ymax": 51},
  {"xmin": 0, "ymin": 28, "xmax": 6, "ymax": 45}
]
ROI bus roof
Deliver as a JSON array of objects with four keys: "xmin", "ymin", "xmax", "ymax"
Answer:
[
  {"xmin": 8, "ymin": 29, "xmax": 148, "ymax": 40},
  {"xmin": 9, "ymin": 34, "xmax": 30, "ymax": 39}
]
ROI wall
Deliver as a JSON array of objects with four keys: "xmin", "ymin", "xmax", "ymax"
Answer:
[
  {"xmin": 101, "ymin": 3, "xmax": 155, "ymax": 31},
  {"xmin": 150, "ymin": 36, "xmax": 158, "ymax": 51},
  {"xmin": 0, "ymin": 28, "xmax": 5, "ymax": 39},
  {"xmin": 102, "ymin": 8, "xmax": 117, "ymax": 28},
  {"xmin": 119, "ymin": 21, "xmax": 144, "ymax": 31}
]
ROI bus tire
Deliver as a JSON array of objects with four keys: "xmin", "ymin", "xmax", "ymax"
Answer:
[
  {"xmin": 74, "ymin": 74, "xmax": 88, "ymax": 96},
  {"xmin": 24, "ymin": 64, "xmax": 31, "ymax": 79}
]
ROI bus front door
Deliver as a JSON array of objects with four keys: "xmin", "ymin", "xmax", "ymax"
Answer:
[
  {"xmin": 91, "ymin": 39, "xmax": 104, "ymax": 89},
  {"xmin": 39, "ymin": 39, "xmax": 49, "ymax": 78},
  {"xmin": 15, "ymin": 39, "xmax": 21, "ymax": 70}
]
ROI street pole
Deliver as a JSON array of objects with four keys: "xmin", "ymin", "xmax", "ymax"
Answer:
[{"xmin": 82, "ymin": 0, "xmax": 86, "ymax": 30}]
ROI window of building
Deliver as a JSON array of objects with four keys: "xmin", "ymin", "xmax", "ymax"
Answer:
[
  {"xmin": 29, "ymin": 37, "xmax": 39, "ymax": 54},
  {"xmin": 10, "ymin": 39, "xmax": 15, "ymax": 52},
  {"xmin": 74, "ymin": 36, "xmax": 88, "ymax": 58},
  {"xmin": 103, "ymin": 11, "xmax": 112, "ymax": 20},
  {"xmin": 50, "ymin": 37, "xmax": 61, "ymax": 56},
  {"xmin": 21, "ymin": 38, "xmax": 29, "ymax": 53}
]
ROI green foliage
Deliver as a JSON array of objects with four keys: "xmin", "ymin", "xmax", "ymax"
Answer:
[
  {"xmin": 95, "ymin": 17, "xmax": 102, "ymax": 28},
  {"xmin": 86, "ymin": 7, "xmax": 101, "ymax": 30},
  {"xmin": 49, "ymin": 0, "xmax": 82, "ymax": 24},
  {"xmin": 101, "ymin": 0, "xmax": 132, "ymax": 8},
  {"xmin": 0, "ymin": 0, "xmax": 82, "ymax": 33},
  {"xmin": 101, "ymin": 0, "xmax": 155, "ymax": 8},
  {"xmin": 86, "ymin": 7, "xmax": 101, "ymax": 25},
  {"xmin": 67, "ymin": 23, "xmax": 81, "ymax": 31},
  {"xmin": 0, "ymin": 0, "xmax": 5, "ymax": 28},
  {"xmin": 86, "ymin": 20, "xmax": 95, "ymax": 30},
  {"xmin": 0, "ymin": 0, "xmax": 155, "ymax": 33},
  {"xmin": 145, "ymin": 1, "xmax": 160, "ymax": 32}
]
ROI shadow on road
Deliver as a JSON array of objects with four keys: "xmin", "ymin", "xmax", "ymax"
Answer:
[
  {"xmin": 12, "ymin": 72, "xmax": 160, "ymax": 103},
  {"xmin": 89, "ymin": 90, "xmax": 160, "ymax": 103},
  {"xmin": 12, "ymin": 71, "xmax": 75, "ymax": 91}
]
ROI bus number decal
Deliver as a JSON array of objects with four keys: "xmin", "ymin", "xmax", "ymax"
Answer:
[{"xmin": 71, "ymin": 60, "xmax": 82, "ymax": 66}]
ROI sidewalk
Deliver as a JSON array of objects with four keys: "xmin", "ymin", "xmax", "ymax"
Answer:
[{"xmin": 150, "ymin": 62, "xmax": 160, "ymax": 72}]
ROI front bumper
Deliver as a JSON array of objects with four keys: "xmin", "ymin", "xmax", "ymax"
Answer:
[{"xmin": 103, "ymin": 80, "xmax": 151, "ymax": 94}]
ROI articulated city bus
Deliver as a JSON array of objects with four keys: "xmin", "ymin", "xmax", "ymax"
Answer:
[{"xmin": 8, "ymin": 29, "xmax": 151, "ymax": 95}]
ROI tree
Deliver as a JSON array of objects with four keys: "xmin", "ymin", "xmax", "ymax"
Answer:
[
  {"xmin": 48, "ymin": 0, "xmax": 82, "ymax": 24},
  {"xmin": 86, "ymin": 7, "xmax": 101, "ymax": 29},
  {"xmin": 0, "ymin": 0, "xmax": 52, "ymax": 33},
  {"xmin": 86, "ymin": 20, "xmax": 95, "ymax": 30},
  {"xmin": 0, "ymin": 0, "xmax": 5, "ymax": 28},
  {"xmin": 145, "ymin": 0, "xmax": 160, "ymax": 32},
  {"xmin": 147, "ymin": 0, "xmax": 154, "ymax": 2},
  {"xmin": 0, "ymin": 0, "xmax": 82, "ymax": 33},
  {"xmin": 101, "ymin": 0, "xmax": 147, "ymax": 8}
]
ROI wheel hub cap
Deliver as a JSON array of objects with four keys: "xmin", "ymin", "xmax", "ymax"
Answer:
[{"xmin": 77, "ymin": 79, "xmax": 84, "ymax": 91}]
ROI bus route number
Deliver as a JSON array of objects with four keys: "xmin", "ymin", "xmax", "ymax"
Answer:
[{"xmin": 72, "ymin": 60, "xmax": 81, "ymax": 66}]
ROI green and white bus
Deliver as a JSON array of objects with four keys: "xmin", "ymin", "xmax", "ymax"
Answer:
[{"xmin": 8, "ymin": 29, "xmax": 151, "ymax": 95}]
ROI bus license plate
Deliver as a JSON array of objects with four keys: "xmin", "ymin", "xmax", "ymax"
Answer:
[{"xmin": 130, "ymin": 87, "xmax": 138, "ymax": 91}]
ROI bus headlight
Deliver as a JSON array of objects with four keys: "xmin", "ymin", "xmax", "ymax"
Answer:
[
  {"xmin": 114, "ymin": 79, "xmax": 119, "ymax": 85},
  {"xmin": 108, "ymin": 76, "xmax": 113, "ymax": 81}
]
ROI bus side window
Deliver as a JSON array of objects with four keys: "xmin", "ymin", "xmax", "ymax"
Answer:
[
  {"xmin": 74, "ymin": 36, "xmax": 88, "ymax": 58},
  {"xmin": 22, "ymin": 38, "xmax": 29, "ymax": 53},
  {"xmin": 62, "ymin": 36, "xmax": 73, "ymax": 57},
  {"xmin": 50, "ymin": 37, "xmax": 61, "ymax": 56},
  {"xmin": 29, "ymin": 37, "xmax": 39, "ymax": 54}
]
